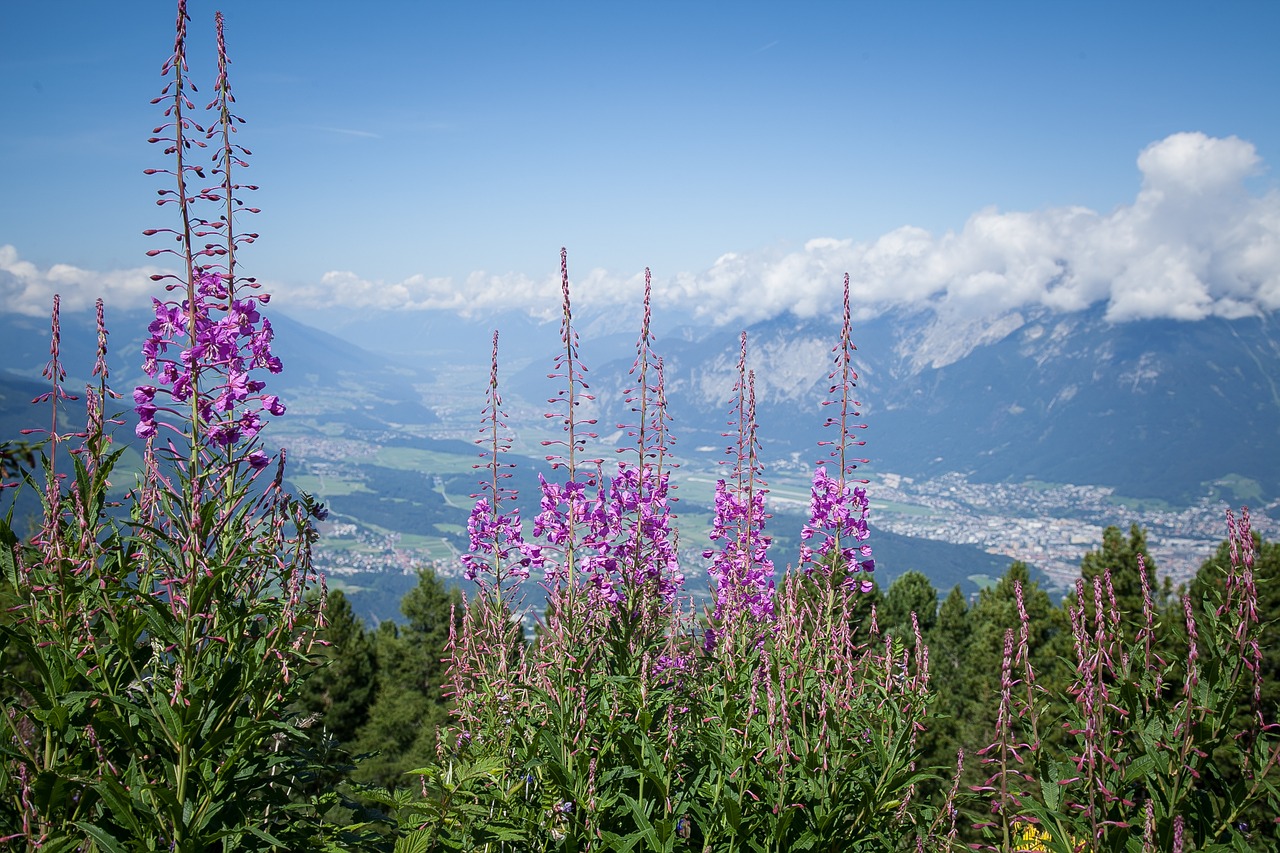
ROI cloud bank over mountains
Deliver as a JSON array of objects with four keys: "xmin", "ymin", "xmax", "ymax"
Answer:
[{"xmin": 4, "ymin": 133, "xmax": 1278, "ymax": 327}]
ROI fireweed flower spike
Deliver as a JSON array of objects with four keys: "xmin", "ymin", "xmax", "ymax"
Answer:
[
  {"xmin": 139, "ymin": 1, "xmax": 280, "ymax": 460},
  {"xmin": 801, "ymin": 273, "xmax": 873, "ymax": 585},
  {"xmin": 542, "ymin": 248, "xmax": 599, "ymax": 476},
  {"xmin": 461, "ymin": 331, "xmax": 537, "ymax": 593},
  {"xmin": 611, "ymin": 269, "xmax": 684, "ymax": 609},
  {"xmin": 448, "ymin": 335, "xmax": 537, "ymax": 747},
  {"xmin": 534, "ymin": 249, "xmax": 603, "ymax": 604},
  {"xmin": 21, "ymin": 297, "xmax": 81, "ymax": 560},
  {"xmin": 703, "ymin": 335, "xmax": 775, "ymax": 653},
  {"xmin": 620, "ymin": 268, "xmax": 678, "ymax": 473}
]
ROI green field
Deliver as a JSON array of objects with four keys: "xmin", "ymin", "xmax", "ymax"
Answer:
[
  {"xmin": 373, "ymin": 446, "xmax": 477, "ymax": 474},
  {"xmin": 869, "ymin": 500, "xmax": 936, "ymax": 517},
  {"xmin": 288, "ymin": 474, "xmax": 370, "ymax": 497}
]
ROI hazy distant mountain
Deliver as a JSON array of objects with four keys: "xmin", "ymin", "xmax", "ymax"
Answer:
[
  {"xmin": 570, "ymin": 305, "xmax": 1280, "ymax": 504},
  {"xmin": 7, "ymin": 301, "xmax": 1276, "ymax": 507},
  {"xmin": 10, "ymin": 299, "xmax": 1273, "ymax": 621},
  {"xmin": 0, "ymin": 307, "xmax": 435, "ymax": 434}
]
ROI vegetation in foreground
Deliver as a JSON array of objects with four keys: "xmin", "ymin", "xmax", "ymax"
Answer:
[{"xmin": 1, "ymin": 2, "xmax": 1277, "ymax": 850}]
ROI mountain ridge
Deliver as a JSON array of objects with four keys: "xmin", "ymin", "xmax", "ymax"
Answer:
[
  {"xmin": 564, "ymin": 303, "xmax": 1280, "ymax": 505},
  {"xmin": 5, "ymin": 301, "xmax": 1276, "ymax": 507}
]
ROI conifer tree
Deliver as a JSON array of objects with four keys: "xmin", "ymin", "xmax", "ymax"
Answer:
[
  {"xmin": 881, "ymin": 570, "xmax": 938, "ymax": 647},
  {"xmin": 297, "ymin": 589, "xmax": 378, "ymax": 746},
  {"xmin": 921, "ymin": 584, "xmax": 970, "ymax": 761},
  {"xmin": 1078, "ymin": 523, "xmax": 1172, "ymax": 639},
  {"xmin": 927, "ymin": 562, "xmax": 1064, "ymax": 795},
  {"xmin": 351, "ymin": 567, "xmax": 462, "ymax": 789}
]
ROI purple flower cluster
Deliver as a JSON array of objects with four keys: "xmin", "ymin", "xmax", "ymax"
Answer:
[
  {"xmin": 703, "ymin": 477, "xmax": 775, "ymax": 632},
  {"xmin": 533, "ymin": 463, "xmax": 683, "ymax": 608},
  {"xmin": 799, "ymin": 463, "xmax": 875, "ymax": 586},
  {"xmin": 800, "ymin": 273, "xmax": 875, "ymax": 590},
  {"xmin": 134, "ymin": 270, "xmax": 283, "ymax": 461},
  {"xmin": 605, "ymin": 464, "xmax": 683, "ymax": 602},
  {"xmin": 460, "ymin": 497, "xmax": 536, "ymax": 583},
  {"xmin": 652, "ymin": 651, "xmax": 692, "ymax": 690}
]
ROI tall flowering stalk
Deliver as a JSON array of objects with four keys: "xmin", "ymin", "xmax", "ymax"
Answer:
[
  {"xmin": 610, "ymin": 269, "xmax": 684, "ymax": 618},
  {"xmin": 970, "ymin": 509, "xmax": 1280, "ymax": 852},
  {"xmin": 800, "ymin": 274, "xmax": 874, "ymax": 589},
  {"xmin": 791, "ymin": 273, "xmax": 877, "ymax": 731},
  {"xmin": 702, "ymin": 333, "xmax": 775, "ymax": 656},
  {"xmin": 0, "ymin": 5, "xmax": 336, "ymax": 849},
  {"xmin": 424, "ymin": 258, "xmax": 704, "ymax": 850},
  {"xmin": 460, "ymin": 331, "xmax": 536, "ymax": 599},
  {"xmin": 444, "ymin": 332, "xmax": 534, "ymax": 780}
]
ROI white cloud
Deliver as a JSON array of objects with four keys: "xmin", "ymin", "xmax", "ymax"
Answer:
[
  {"xmin": 643, "ymin": 131, "xmax": 1280, "ymax": 325},
  {"xmin": 0, "ymin": 245, "xmax": 162, "ymax": 316},
  {"xmin": 8, "ymin": 133, "xmax": 1279, "ymax": 327},
  {"xmin": 294, "ymin": 265, "xmax": 648, "ymax": 320}
]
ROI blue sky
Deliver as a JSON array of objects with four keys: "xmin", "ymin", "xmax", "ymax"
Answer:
[{"xmin": 2, "ymin": 1, "xmax": 1279, "ymax": 333}]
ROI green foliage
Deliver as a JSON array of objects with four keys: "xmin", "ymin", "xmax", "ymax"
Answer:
[
  {"xmin": 0, "ymin": 439, "xmax": 37, "ymax": 483},
  {"xmin": 350, "ymin": 568, "xmax": 462, "ymax": 790},
  {"xmin": 966, "ymin": 516, "xmax": 1280, "ymax": 852},
  {"xmin": 1191, "ymin": 531, "xmax": 1280, "ymax": 717},
  {"xmin": 0, "ymin": 422, "xmax": 342, "ymax": 849},
  {"xmin": 298, "ymin": 590, "xmax": 379, "ymax": 746},
  {"xmin": 881, "ymin": 570, "xmax": 939, "ymax": 646},
  {"xmin": 920, "ymin": 562, "xmax": 1065, "ymax": 800}
]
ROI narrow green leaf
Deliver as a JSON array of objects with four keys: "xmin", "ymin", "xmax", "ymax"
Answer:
[{"xmin": 74, "ymin": 822, "xmax": 130, "ymax": 853}]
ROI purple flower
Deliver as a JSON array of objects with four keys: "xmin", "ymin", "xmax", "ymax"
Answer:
[
  {"xmin": 529, "ymin": 462, "xmax": 683, "ymax": 611},
  {"xmin": 133, "ymin": 270, "xmax": 285, "ymax": 449},
  {"xmin": 799, "ymin": 463, "xmax": 874, "ymax": 580},
  {"xmin": 461, "ymin": 497, "xmax": 536, "ymax": 583},
  {"xmin": 704, "ymin": 477, "xmax": 775, "ymax": 633},
  {"xmin": 197, "ymin": 269, "xmax": 228, "ymax": 299}
]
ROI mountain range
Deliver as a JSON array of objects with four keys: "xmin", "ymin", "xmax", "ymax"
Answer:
[
  {"xmin": 5, "ymin": 297, "xmax": 1278, "ymax": 514},
  {"xmin": 3, "ymin": 298, "xmax": 1277, "ymax": 622},
  {"xmin": 508, "ymin": 303, "xmax": 1280, "ymax": 506}
]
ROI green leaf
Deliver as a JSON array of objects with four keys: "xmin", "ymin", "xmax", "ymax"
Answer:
[
  {"xmin": 74, "ymin": 821, "xmax": 130, "ymax": 853},
  {"xmin": 92, "ymin": 776, "xmax": 145, "ymax": 836},
  {"xmin": 1124, "ymin": 752, "xmax": 1156, "ymax": 784},
  {"xmin": 1039, "ymin": 771, "xmax": 1063, "ymax": 813},
  {"xmin": 35, "ymin": 837, "xmax": 90, "ymax": 853},
  {"xmin": 0, "ymin": 517, "xmax": 18, "ymax": 586},
  {"xmin": 394, "ymin": 829, "xmax": 436, "ymax": 853},
  {"xmin": 245, "ymin": 824, "xmax": 290, "ymax": 847}
]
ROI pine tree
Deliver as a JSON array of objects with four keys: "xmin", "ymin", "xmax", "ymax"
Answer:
[
  {"xmin": 918, "ymin": 584, "xmax": 971, "ymax": 799},
  {"xmin": 1078, "ymin": 523, "xmax": 1172, "ymax": 640},
  {"xmin": 297, "ymin": 589, "xmax": 378, "ymax": 746},
  {"xmin": 350, "ymin": 567, "xmax": 462, "ymax": 789},
  {"xmin": 925, "ymin": 563, "xmax": 1065, "ymax": 797},
  {"xmin": 881, "ymin": 570, "xmax": 938, "ymax": 647}
]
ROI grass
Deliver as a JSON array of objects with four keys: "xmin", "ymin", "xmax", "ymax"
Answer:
[
  {"xmin": 1210, "ymin": 473, "xmax": 1265, "ymax": 504},
  {"xmin": 287, "ymin": 474, "xmax": 370, "ymax": 497},
  {"xmin": 433, "ymin": 523, "xmax": 466, "ymax": 535},
  {"xmin": 871, "ymin": 500, "xmax": 937, "ymax": 517},
  {"xmin": 374, "ymin": 446, "xmax": 478, "ymax": 474}
]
